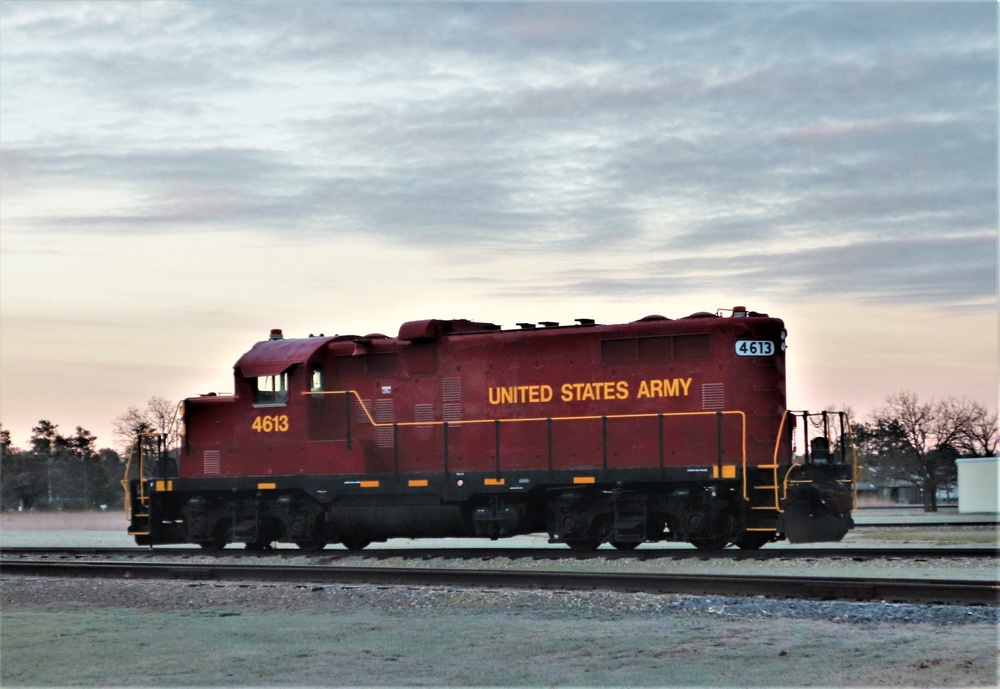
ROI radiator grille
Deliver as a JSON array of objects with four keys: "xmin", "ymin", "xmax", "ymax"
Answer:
[
  {"xmin": 602, "ymin": 334, "xmax": 711, "ymax": 364},
  {"xmin": 601, "ymin": 338, "xmax": 636, "ymax": 364}
]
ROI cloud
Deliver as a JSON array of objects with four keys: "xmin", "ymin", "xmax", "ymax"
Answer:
[
  {"xmin": 1, "ymin": 2, "xmax": 997, "ymax": 449},
  {"xmin": 491, "ymin": 233, "xmax": 996, "ymax": 311},
  {"xmin": 1, "ymin": 1, "xmax": 996, "ymax": 290}
]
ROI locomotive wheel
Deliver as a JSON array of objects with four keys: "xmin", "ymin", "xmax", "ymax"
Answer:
[
  {"xmin": 198, "ymin": 540, "xmax": 227, "ymax": 551},
  {"xmin": 295, "ymin": 540, "xmax": 327, "ymax": 551},
  {"xmin": 689, "ymin": 537, "xmax": 730, "ymax": 551},
  {"xmin": 341, "ymin": 537, "xmax": 371, "ymax": 551},
  {"xmin": 610, "ymin": 540, "xmax": 640, "ymax": 551},
  {"xmin": 733, "ymin": 532, "xmax": 772, "ymax": 550},
  {"xmin": 244, "ymin": 540, "xmax": 274, "ymax": 551},
  {"xmin": 565, "ymin": 536, "xmax": 603, "ymax": 551}
]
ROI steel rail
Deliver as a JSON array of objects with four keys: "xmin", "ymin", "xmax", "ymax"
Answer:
[
  {"xmin": 3, "ymin": 559, "xmax": 996, "ymax": 606},
  {"xmin": 857, "ymin": 522, "xmax": 998, "ymax": 528},
  {"xmin": 1, "ymin": 545, "xmax": 996, "ymax": 560}
]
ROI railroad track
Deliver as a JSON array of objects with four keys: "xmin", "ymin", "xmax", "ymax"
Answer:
[
  {"xmin": 859, "ymin": 521, "xmax": 997, "ymax": 528},
  {"xmin": 3, "ymin": 558, "xmax": 996, "ymax": 606},
  {"xmin": 2, "ymin": 545, "xmax": 996, "ymax": 561}
]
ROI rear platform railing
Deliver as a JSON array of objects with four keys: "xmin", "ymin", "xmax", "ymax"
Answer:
[
  {"xmin": 121, "ymin": 401, "xmax": 184, "ymax": 522},
  {"xmin": 769, "ymin": 410, "xmax": 859, "ymax": 513}
]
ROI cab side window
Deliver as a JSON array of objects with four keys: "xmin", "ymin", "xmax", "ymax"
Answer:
[{"xmin": 254, "ymin": 373, "xmax": 288, "ymax": 406}]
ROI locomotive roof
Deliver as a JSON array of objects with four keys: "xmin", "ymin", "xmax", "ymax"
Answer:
[
  {"xmin": 234, "ymin": 334, "xmax": 344, "ymax": 377},
  {"xmin": 235, "ymin": 307, "xmax": 773, "ymax": 376}
]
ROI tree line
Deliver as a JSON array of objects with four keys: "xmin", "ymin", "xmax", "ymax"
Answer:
[
  {"xmin": 0, "ymin": 398, "xmax": 177, "ymax": 512},
  {"xmin": 1, "ymin": 392, "xmax": 996, "ymax": 513}
]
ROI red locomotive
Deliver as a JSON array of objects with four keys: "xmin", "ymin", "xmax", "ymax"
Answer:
[{"xmin": 126, "ymin": 306, "xmax": 856, "ymax": 550}]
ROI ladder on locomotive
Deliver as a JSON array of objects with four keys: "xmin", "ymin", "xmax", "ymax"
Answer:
[
  {"xmin": 743, "ymin": 459, "xmax": 782, "ymax": 543},
  {"xmin": 743, "ymin": 411, "xmax": 803, "ymax": 530}
]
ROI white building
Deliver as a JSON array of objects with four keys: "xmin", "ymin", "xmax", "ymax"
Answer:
[{"xmin": 956, "ymin": 457, "xmax": 999, "ymax": 514}]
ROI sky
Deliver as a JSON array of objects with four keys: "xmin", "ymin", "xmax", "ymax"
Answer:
[{"xmin": 1, "ymin": 1, "xmax": 997, "ymax": 450}]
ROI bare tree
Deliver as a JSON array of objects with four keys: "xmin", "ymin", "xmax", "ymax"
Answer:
[
  {"xmin": 955, "ymin": 401, "xmax": 999, "ymax": 458},
  {"xmin": 113, "ymin": 397, "xmax": 181, "ymax": 488},
  {"xmin": 146, "ymin": 396, "xmax": 180, "ymax": 437},
  {"xmin": 869, "ymin": 392, "xmax": 992, "ymax": 511},
  {"xmin": 112, "ymin": 397, "xmax": 180, "ymax": 452}
]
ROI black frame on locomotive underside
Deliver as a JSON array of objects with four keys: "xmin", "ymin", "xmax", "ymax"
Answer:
[{"xmin": 125, "ymin": 410, "xmax": 856, "ymax": 551}]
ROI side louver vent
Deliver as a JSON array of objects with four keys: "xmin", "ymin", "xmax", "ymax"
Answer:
[
  {"xmin": 414, "ymin": 403, "xmax": 435, "ymax": 428},
  {"xmin": 442, "ymin": 377, "xmax": 462, "ymax": 421},
  {"xmin": 374, "ymin": 399, "xmax": 395, "ymax": 448},
  {"xmin": 702, "ymin": 383, "xmax": 725, "ymax": 410},
  {"xmin": 203, "ymin": 450, "xmax": 221, "ymax": 475}
]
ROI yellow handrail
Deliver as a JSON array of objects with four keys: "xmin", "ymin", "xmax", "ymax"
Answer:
[
  {"xmin": 306, "ymin": 388, "xmax": 747, "ymax": 470},
  {"xmin": 780, "ymin": 463, "xmax": 803, "ymax": 502},
  {"xmin": 772, "ymin": 411, "xmax": 860, "ymax": 513},
  {"xmin": 120, "ymin": 438, "xmax": 141, "ymax": 520},
  {"xmin": 845, "ymin": 416, "xmax": 861, "ymax": 511},
  {"xmin": 308, "ymin": 389, "xmax": 745, "ymax": 430}
]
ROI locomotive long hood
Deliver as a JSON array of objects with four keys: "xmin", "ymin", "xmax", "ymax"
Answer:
[{"xmin": 129, "ymin": 306, "xmax": 856, "ymax": 553}]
